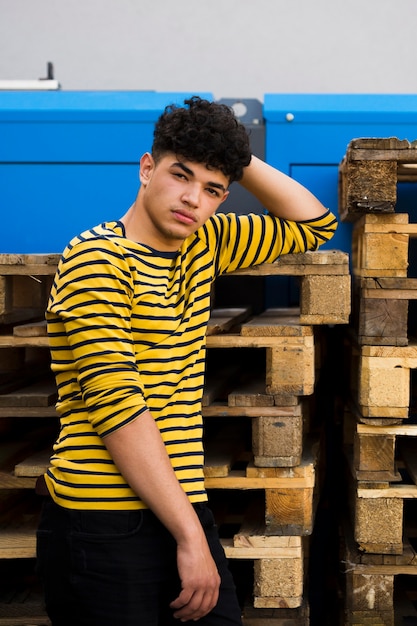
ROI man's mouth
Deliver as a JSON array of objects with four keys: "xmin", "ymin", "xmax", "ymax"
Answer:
[{"xmin": 172, "ymin": 209, "xmax": 197, "ymax": 225}]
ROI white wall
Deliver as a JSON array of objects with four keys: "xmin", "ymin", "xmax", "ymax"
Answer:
[{"xmin": 1, "ymin": 0, "xmax": 417, "ymax": 101}]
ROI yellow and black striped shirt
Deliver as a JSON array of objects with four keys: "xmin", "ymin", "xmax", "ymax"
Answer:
[{"xmin": 45, "ymin": 210, "xmax": 337, "ymax": 509}]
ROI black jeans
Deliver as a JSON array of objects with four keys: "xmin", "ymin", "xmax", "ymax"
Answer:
[{"xmin": 36, "ymin": 499, "xmax": 243, "ymax": 626}]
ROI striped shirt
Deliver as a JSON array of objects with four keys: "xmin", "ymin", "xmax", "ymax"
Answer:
[{"xmin": 45, "ymin": 210, "xmax": 337, "ymax": 509}]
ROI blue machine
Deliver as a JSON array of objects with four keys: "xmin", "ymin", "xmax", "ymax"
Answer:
[
  {"xmin": 264, "ymin": 94, "xmax": 417, "ymax": 253},
  {"xmin": 2, "ymin": 91, "xmax": 417, "ymax": 254},
  {"xmin": 0, "ymin": 91, "xmax": 212, "ymax": 253}
]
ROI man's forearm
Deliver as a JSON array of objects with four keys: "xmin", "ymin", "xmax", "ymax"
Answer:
[
  {"xmin": 239, "ymin": 155, "xmax": 327, "ymax": 221},
  {"xmin": 103, "ymin": 409, "xmax": 203, "ymax": 543}
]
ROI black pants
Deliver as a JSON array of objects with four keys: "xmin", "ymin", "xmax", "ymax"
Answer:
[{"xmin": 36, "ymin": 499, "xmax": 243, "ymax": 626}]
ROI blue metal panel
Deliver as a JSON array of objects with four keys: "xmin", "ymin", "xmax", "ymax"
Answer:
[
  {"xmin": 264, "ymin": 94, "xmax": 417, "ymax": 253},
  {"xmin": 0, "ymin": 91, "xmax": 213, "ymax": 253},
  {"xmin": 0, "ymin": 91, "xmax": 213, "ymax": 121},
  {"xmin": 2, "ymin": 163, "xmax": 139, "ymax": 253}
]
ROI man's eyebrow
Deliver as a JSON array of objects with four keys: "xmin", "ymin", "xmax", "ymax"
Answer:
[{"xmin": 173, "ymin": 161, "xmax": 227, "ymax": 193}]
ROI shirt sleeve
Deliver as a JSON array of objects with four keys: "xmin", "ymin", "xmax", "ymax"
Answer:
[
  {"xmin": 203, "ymin": 209, "xmax": 338, "ymax": 275},
  {"xmin": 47, "ymin": 237, "xmax": 148, "ymax": 437}
]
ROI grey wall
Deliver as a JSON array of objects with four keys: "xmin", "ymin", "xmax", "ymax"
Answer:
[{"xmin": 1, "ymin": 0, "xmax": 417, "ymax": 100}]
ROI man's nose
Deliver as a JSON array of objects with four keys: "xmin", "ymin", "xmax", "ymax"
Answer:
[{"xmin": 182, "ymin": 184, "xmax": 200, "ymax": 207}]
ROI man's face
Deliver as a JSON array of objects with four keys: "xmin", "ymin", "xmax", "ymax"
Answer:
[{"xmin": 137, "ymin": 152, "xmax": 229, "ymax": 251}]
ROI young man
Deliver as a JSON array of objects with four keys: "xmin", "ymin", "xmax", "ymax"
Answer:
[{"xmin": 36, "ymin": 96, "xmax": 337, "ymax": 625}]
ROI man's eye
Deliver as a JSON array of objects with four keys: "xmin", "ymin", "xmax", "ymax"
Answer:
[{"xmin": 207, "ymin": 188, "xmax": 219, "ymax": 197}]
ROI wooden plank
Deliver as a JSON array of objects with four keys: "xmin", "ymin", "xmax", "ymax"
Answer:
[
  {"xmin": 13, "ymin": 320, "xmax": 47, "ymax": 337},
  {"xmin": 232, "ymin": 250, "xmax": 349, "ymax": 276},
  {"xmin": 228, "ymin": 379, "xmax": 275, "ymax": 407},
  {"xmin": 0, "ymin": 380, "xmax": 57, "ymax": 407},
  {"xmin": 239, "ymin": 308, "xmax": 309, "ymax": 337},
  {"xmin": 0, "ymin": 336, "xmax": 49, "ymax": 348},
  {"xmin": 344, "ymin": 137, "xmax": 417, "ymax": 162},
  {"xmin": 221, "ymin": 536, "xmax": 302, "ymax": 559},
  {"xmin": 14, "ymin": 448, "xmax": 51, "ymax": 478},
  {"xmin": 206, "ymin": 307, "xmax": 251, "ymax": 336},
  {"xmin": 242, "ymin": 602, "xmax": 309, "ymax": 626},
  {"xmin": 0, "ymin": 254, "xmax": 59, "ymax": 275},
  {"xmin": 204, "ymin": 470, "xmax": 314, "ymax": 490}
]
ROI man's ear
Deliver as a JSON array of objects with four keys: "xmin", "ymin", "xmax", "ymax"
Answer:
[
  {"xmin": 139, "ymin": 152, "xmax": 155, "ymax": 185},
  {"xmin": 219, "ymin": 190, "xmax": 230, "ymax": 205}
]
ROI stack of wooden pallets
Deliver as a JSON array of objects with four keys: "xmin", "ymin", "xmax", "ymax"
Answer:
[
  {"xmin": 339, "ymin": 137, "xmax": 417, "ymax": 626},
  {"xmin": 202, "ymin": 252, "xmax": 350, "ymax": 624},
  {"xmin": 0, "ymin": 250, "xmax": 350, "ymax": 625}
]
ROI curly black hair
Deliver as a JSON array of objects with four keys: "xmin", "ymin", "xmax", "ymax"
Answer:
[{"xmin": 151, "ymin": 96, "xmax": 252, "ymax": 183}]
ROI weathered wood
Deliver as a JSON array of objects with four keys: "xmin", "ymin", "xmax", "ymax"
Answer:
[
  {"xmin": 206, "ymin": 307, "xmax": 251, "ymax": 336},
  {"xmin": 206, "ymin": 334, "xmax": 315, "ymax": 397},
  {"xmin": 339, "ymin": 137, "xmax": 417, "ymax": 223},
  {"xmin": 252, "ymin": 413, "xmax": 303, "ymax": 467},
  {"xmin": 14, "ymin": 448, "xmax": 51, "ymax": 478},
  {"xmin": 240, "ymin": 308, "xmax": 311, "ymax": 337},
  {"xmin": 0, "ymin": 253, "xmax": 59, "ymax": 275},
  {"xmin": 349, "ymin": 339, "xmax": 417, "ymax": 420},
  {"xmin": 232, "ymin": 250, "xmax": 349, "ymax": 276},
  {"xmin": 253, "ymin": 554, "xmax": 304, "ymax": 608},
  {"xmin": 299, "ymin": 273, "xmax": 351, "ymax": 324},
  {"xmin": 228, "ymin": 379, "xmax": 275, "ymax": 407},
  {"xmin": 353, "ymin": 432, "xmax": 397, "ymax": 480},
  {"xmin": 242, "ymin": 601, "xmax": 309, "ymax": 626},
  {"xmin": 0, "ymin": 380, "xmax": 57, "ymax": 408},
  {"xmin": 13, "ymin": 320, "xmax": 47, "ymax": 337},
  {"xmin": 352, "ymin": 276, "xmax": 410, "ymax": 347}
]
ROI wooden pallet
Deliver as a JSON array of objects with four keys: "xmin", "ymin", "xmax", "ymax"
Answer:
[
  {"xmin": 343, "ymin": 404, "xmax": 417, "ymax": 482},
  {"xmin": 242, "ymin": 601, "xmax": 309, "ymax": 626},
  {"xmin": 339, "ymin": 137, "xmax": 417, "ymax": 223},
  {"xmin": 205, "ymin": 438, "xmax": 320, "ymax": 536},
  {"xmin": 344, "ymin": 436, "xmax": 417, "ymax": 556},
  {"xmin": 349, "ymin": 213, "xmax": 417, "ymax": 346},
  {"xmin": 347, "ymin": 332, "xmax": 417, "ymax": 422},
  {"xmin": 341, "ymin": 519, "xmax": 417, "ymax": 626},
  {"xmin": 222, "ymin": 534, "xmax": 307, "ymax": 609},
  {"xmin": 0, "ymin": 250, "xmax": 351, "ymax": 328}
]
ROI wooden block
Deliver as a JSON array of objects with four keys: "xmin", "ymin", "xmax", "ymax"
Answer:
[
  {"xmin": 353, "ymin": 432, "xmax": 396, "ymax": 478},
  {"xmin": 358, "ymin": 344, "xmax": 417, "ymax": 419},
  {"xmin": 346, "ymin": 571, "xmax": 395, "ymax": 614},
  {"xmin": 265, "ymin": 340, "xmax": 314, "ymax": 396},
  {"xmin": 339, "ymin": 137, "xmax": 417, "ymax": 223},
  {"xmin": 353, "ymin": 278, "xmax": 409, "ymax": 346},
  {"xmin": 340, "ymin": 158, "xmax": 397, "ymax": 220},
  {"xmin": 265, "ymin": 487, "xmax": 314, "ymax": 536},
  {"xmin": 252, "ymin": 414, "xmax": 303, "ymax": 467},
  {"xmin": 355, "ymin": 496, "xmax": 403, "ymax": 554},
  {"xmin": 351, "ymin": 214, "xmax": 410, "ymax": 277},
  {"xmin": 253, "ymin": 556, "xmax": 304, "ymax": 608},
  {"xmin": 299, "ymin": 274, "xmax": 351, "ymax": 324},
  {"xmin": 249, "ymin": 439, "xmax": 319, "ymax": 534}
]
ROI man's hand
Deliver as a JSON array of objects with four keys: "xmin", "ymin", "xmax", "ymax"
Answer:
[{"xmin": 169, "ymin": 538, "xmax": 220, "ymax": 621}]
